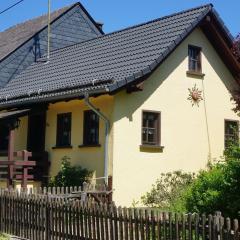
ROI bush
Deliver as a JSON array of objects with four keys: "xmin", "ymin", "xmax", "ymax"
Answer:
[
  {"xmin": 0, "ymin": 233, "xmax": 9, "ymax": 240},
  {"xmin": 141, "ymin": 144, "xmax": 240, "ymax": 217},
  {"xmin": 141, "ymin": 171, "xmax": 195, "ymax": 212},
  {"xmin": 185, "ymin": 144, "xmax": 240, "ymax": 218},
  {"xmin": 49, "ymin": 156, "xmax": 93, "ymax": 187}
]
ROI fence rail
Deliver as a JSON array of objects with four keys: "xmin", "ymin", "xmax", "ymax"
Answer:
[{"xmin": 0, "ymin": 189, "xmax": 239, "ymax": 240}]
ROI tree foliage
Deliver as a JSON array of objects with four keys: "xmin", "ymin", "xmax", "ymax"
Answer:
[
  {"xmin": 141, "ymin": 171, "xmax": 195, "ymax": 212},
  {"xmin": 185, "ymin": 144, "xmax": 240, "ymax": 218},
  {"xmin": 49, "ymin": 156, "xmax": 92, "ymax": 187},
  {"xmin": 231, "ymin": 34, "xmax": 240, "ymax": 112},
  {"xmin": 232, "ymin": 34, "xmax": 240, "ymax": 62}
]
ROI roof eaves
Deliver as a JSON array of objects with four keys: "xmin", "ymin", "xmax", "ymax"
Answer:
[
  {"xmin": 0, "ymin": 84, "xmax": 110, "ymax": 109},
  {"xmin": 211, "ymin": 8, "xmax": 234, "ymax": 42}
]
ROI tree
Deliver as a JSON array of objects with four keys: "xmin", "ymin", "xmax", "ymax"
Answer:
[
  {"xmin": 230, "ymin": 34, "xmax": 240, "ymax": 112},
  {"xmin": 232, "ymin": 34, "xmax": 240, "ymax": 62}
]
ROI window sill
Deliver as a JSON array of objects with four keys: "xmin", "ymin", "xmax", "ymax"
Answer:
[
  {"xmin": 186, "ymin": 71, "xmax": 205, "ymax": 78},
  {"xmin": 52, "ymin": 145, "xmax": 73, "ymax": 149},
  {"xmin": 140, "ymin": 144, "xmax": 164, "ymax": 152},
  {"xmin": 78, "ymin": 144, "xmax": 101, "ymax": 148}
]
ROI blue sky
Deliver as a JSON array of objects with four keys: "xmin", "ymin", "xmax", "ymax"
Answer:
[{"xmin": 0, "ymin": 0, "xmax": 239, "ymax": 37}]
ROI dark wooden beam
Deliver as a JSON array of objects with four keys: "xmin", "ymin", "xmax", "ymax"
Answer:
[
  {"xmin": 7, "ymin": 129, "xmax": 14, "ymax": 188},
  {"xmin": 201, "ymin": 17, "xmax": 240, "ymax": 83},
  {"xmin": 126, "ymin": 82, "xmax": 144, "ymax": 93}
]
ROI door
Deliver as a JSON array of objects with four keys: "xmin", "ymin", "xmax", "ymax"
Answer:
[{"xmin": 27, "ymin": 111, "xmax": 49, "ymax": 183}]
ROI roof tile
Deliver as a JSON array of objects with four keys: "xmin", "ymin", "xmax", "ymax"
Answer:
[{"xmin": 0, "ymin": 4, "xmax": 230, "ymax": 106}]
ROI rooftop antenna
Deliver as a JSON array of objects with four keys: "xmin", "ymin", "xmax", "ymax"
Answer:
[{"xmin": 46, "ymin": 0, "xmax": 51, "ymax": 62}]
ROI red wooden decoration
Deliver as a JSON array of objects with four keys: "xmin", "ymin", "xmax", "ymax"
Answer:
[{"xmin": 0, "ymin": 128, "xmax": 36, "ymax": 189}]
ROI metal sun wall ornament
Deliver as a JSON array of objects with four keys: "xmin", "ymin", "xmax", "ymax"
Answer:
[{"xmin": 188, "ymin": 84, "xmax": 203, "ymax": 106}]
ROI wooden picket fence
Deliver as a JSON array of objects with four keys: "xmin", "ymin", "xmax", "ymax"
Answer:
[{"xmin": 0, "ymin": 190, "xmax": 239, "ymax": 240}]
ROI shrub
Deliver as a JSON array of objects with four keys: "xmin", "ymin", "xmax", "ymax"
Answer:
[
  {"xmin": 49, "ymin": 156, "xmax": 93, "ymax": 187},
  {"xmin": 185, "ymin": 144, "xmax": 240, "ymax": 218},
  {"xmin": 141, "ymin": 171, "xmax": 195, "ymax": 212}
]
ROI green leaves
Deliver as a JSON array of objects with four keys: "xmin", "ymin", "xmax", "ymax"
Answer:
[
  {"xmin": 141, "ymin": 143, "xmax": 240, "ymax": 218},
  {"xmin": 141, "ymin": 171, "xmax": 194, "ymax": 212},
  {"xmin": 49, "ymin": 156, "xmax": 92, "ymax": 187},
  {"xmin": 186, "ymin": 144, "xmax": 240, "ymax": 218}
]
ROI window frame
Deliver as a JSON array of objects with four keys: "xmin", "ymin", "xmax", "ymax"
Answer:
[
  {"xmin": 56, "ymin": 112, "xmax": 72, "ymax": 147},
  {"xmin": 188, "ymin": 45, "xmax": 202, "ymax": 73},
  {"xmin": 83, "ymin": 110, "xmax": 100, "ymax": 146},
  {"xmin": 224, "ymin": 119, "xmax": 239, "ymax": 149},
  {"xmin": 141, "ymin": 110, "xmax": 161, "ymax": 146}
]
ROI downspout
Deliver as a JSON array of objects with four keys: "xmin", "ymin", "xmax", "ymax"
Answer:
[{"xmin": 84, "ymin": 93, "xmax": 110, "ymax": 185}]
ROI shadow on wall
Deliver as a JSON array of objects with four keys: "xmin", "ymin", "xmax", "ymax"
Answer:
[
  {"xmin": 202, "ymin": 37, "xmax": 238, "ymax": 92},
  {"xmin": 113, "ymin": 44, "xmax": 187, "ymax": 123}
]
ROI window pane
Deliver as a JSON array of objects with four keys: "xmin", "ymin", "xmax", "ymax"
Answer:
[
  {"xmin": 147, "ymin": 128, "xmax": 157, "ymax": 143},
  {"xmin": 56, "ymin": 113, "xmax": 71, "ymax": 146},
  {"xmin": 142, "ymin": 111, "xmax": 160, "ymax": 145},
  {"xmin": 142, "ymin": 127, "xmax": 148, "ymax": 143},
  {"xmin": 84, "ymin": 110, "xmax": 99, "ymax": 145},
  {"xmin": 188, "ymin": 46, "xmax": 201, "ymax": 72}
]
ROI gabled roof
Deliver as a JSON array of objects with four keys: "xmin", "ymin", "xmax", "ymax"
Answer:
[
  {"xmin": 0, "ymin": 2, "xmax": 103, "ymax": 62},
  {"xmin": 0, "ymin": 4, "xmax": 239, "ymax": 108}
]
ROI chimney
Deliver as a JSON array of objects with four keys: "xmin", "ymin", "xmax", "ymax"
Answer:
[{"xmin": 96, "ymin": 22, "xmax": 104, "ymax": 31}]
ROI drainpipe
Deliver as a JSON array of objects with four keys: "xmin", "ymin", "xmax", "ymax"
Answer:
[{"xmin": 84, "ymin": 93, "xmax": 110, "ymax": 185}]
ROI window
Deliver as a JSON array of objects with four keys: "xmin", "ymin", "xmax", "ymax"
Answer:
[
  {"xmin": 0, "ymin": 123, "xmax": 9, "ymax": 151},
  {"xmin": 83, "ymin": 110, "xmax": 99, "ymax": 145},
  {"xmin": 225, "ymin": 120, "xmax": 239, "ymax": 149},
  {"xmin": 188, "ymin": 45, "xmax": 202, "ymax": 73},
  {"xmin": 142, "ymin": 111, "xmax": 160, "ymax": 146},
  {"xmin": 56, "ymin": 113, "xmax": 71, "ymax": 147}
]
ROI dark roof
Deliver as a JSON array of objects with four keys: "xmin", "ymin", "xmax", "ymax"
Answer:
[
  {"xmin": 0, "ymin": 2, "xmax": 103, "ymax": 62},
  {"xmin": 0, "ymin": 4, "xmax": 237, "ymax": 107}
]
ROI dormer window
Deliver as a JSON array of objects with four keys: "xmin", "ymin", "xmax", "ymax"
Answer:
[{"xmin": 188, "ymin": 45, "xmax": 202, "ymax": 73}]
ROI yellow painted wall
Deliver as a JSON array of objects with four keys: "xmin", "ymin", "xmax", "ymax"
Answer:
[
  {"xmin": 0, "ymin": 115, "xmax": 28, "ymax": 154},
  {"xmin": 45, "ymin": 95, "xmax": 114, "ymax": 179},
  {"xmin": 111, "ymin": 28, "xmax": 240, "ymax": 206},
  {"xmin": 15, "ymin": 116, "xmax": 28, "ymax": 151}
]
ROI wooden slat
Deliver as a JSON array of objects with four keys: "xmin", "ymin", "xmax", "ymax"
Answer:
[{"xmin": 0, "ymin": 190, "xmax": 239, "ymax": 240}]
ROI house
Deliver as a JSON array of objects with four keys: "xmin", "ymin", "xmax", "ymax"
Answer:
[
  {"xmin": 0, "ymin": 2, "xmax": 103, "ymax": 88},
  {"xmin": 0, "ymin": 2, "xmax": 103, "ymax": 185},
  {"xmin": 0, "ymin": 3, "xmax": 239, "ymax": 206}
]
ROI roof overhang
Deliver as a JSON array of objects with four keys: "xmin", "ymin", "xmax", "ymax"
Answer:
[
  {"xmin": 200, "ymin": 13, "xmax": 240, "ymax": 83},
  {"xmin": 0, "ymin": 109, "xmax": 30, "ymax": 121}
]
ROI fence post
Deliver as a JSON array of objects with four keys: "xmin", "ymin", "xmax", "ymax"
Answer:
[
  {"xmin": 233, "ymin": 219, "xmax": 239, "ymax": 240},
  {"xmin": 45, "ymin": 197, "xmax": 50, "ymax": 240},
  {"xmin": 0, "ymin": 191, "xmax": 2, "ymax": 232}
]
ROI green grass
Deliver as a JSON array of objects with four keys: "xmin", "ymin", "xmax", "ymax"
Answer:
[{"xmin": 0, "ymin": 233, "xmax": 9, "ymax": 240}]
